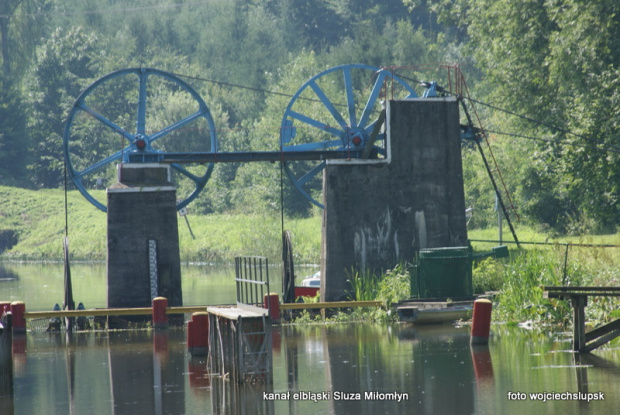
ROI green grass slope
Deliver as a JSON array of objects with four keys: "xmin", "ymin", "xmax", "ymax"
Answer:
[{"xmin": 0, "ymin": 186, "xmax": 321, "ymax": 263}]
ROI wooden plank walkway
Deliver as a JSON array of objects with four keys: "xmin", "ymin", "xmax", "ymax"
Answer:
[
  {"xmin": 544, "ymin": 286, "xmax": 620, "ymax": 353},
  {"xmin": 206, "ymin": 305, "xmax": 267, "ymax": 320}
]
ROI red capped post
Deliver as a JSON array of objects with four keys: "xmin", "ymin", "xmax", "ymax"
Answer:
[{"xmin": 471, "ymin": 299, "xmax": 493, "ymax": 345}]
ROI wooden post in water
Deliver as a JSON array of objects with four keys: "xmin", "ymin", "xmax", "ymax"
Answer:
[
  {"xmin": 471, "ymin": 299, "xmax": 492, "ymax": 345},
  {"xmin": 9, "ymin": 302, "xmax": 26, "ymax": 334},
  {"xmin": 187, "ymin": 312, "xmax": 209, "ymax": 357},
  {"xmin": 152, "ymin": 297, "xmax": 168, "ymax": 329},
  {"xmin": 571, "ymin": 296, "xmax": 587, "ymax": 352},
  {"xmin": 263, "ymin": 293, "xmax": 280, "ymax": 322}
]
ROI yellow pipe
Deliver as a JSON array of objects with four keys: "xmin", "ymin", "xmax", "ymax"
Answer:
[
  {"xmin": 22, "ymin": 302, "xmax": 382, "ymax": 319},
  {"xmin": 280, "ymin": 300, "xmax": 383, "ymax": 310},
  {"xmin": 23, "ymin": 306, "xmax": 209, "ymax": 319}
]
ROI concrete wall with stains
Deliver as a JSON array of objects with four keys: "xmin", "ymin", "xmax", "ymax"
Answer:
[{"xmin": 321, "ymin": 98, "xmax": 467, "ymax": 301}]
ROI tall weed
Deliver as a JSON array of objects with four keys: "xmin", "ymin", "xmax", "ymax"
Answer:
[
  {"xmin": 494, "ymin": 249, "xmax": 583, "ymax": 325},
  {"xmin": 345, "ymin": 267, "xmax": 381, "ymax": 301}
]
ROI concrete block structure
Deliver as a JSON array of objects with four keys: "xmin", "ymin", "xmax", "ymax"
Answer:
[
  {"xmin": 321, "ymin": 98, "xmax": 468, "ymax": 301},
  {"xmin": 107, "ymin": 164, "xmax": 183, "ymax": 309}
]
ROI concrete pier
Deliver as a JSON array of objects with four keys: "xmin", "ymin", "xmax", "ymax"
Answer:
[
  {"xmin": 107, "ymin": 164, "xmax": 183, "ymax": 310},
  {"xmin": 321, "ymin": 98, "xmax": 468, "ymax": 301}
]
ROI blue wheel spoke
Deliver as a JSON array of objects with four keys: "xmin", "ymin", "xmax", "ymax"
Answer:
[
  {"xmin": 358, "ymin": 71, "xmax": 387, "ymax": 129},
  {"xmin": 287, "ymin": 110, "xmax": 342, "ymax": 137},
  {"xmin": 149, "ymin": 110, "xmax": 207, "ymax": 143},
  {"xmin": 137, "ymin": 70, "xmax": 148, "ymax": 135},
  {"xmin": 78, "ymin": 102, "xmax": 134, "ymax": 142},
  {"xmin": 74, "ymin": 148, "xmax": 126, "ymax": 179},
  {"xmin": 343, "ymin": 67, "xmax": 357, "ymax": 127},
  {"xmin": 171, "ymin": 163, "xmax": 204, "ymax": 184},
  {"xmin": 284, "ymin": 164, "xmax": 324, "ymax": 209},
  {"xmin": 297, "ymin": 161, "xmax": 326, "ymax": 186},
  {"xmin": 308, "ymin": 80, "xmax": 348, "ymax": 129},
  {"xmin": 283, "ymin": 139, "xmax": 343, "ymax": 152}
]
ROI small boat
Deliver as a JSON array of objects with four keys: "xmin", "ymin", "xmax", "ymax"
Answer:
[
  {"xmin": 301, "ymin": 271, "xmax": 320, "ymax": 287},
  {"xmin": 397, "ymin": 299, "xmax": 474, "ymax": 324},
  {"xmin": 295, "ymin": 272, "xmax": 320, "ymax": 299}
]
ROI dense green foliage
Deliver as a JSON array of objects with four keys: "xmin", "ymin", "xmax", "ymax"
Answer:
[
  {"xmin": 438, "ymin": 0, "xmax": 620, "ymax": 233},
  {"xmin": 470, "ymin": 243, "xmax": 620, "ymax": 327},
  {"xmin": 0, "ymin": 0, "xmax": 619, "ymax": 233}
]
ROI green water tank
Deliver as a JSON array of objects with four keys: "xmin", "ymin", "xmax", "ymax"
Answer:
[{"xmin": 410, "ymin": 246, "xmax": 472, "ymax": 299}]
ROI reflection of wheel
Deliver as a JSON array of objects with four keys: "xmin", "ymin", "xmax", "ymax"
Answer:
[
  {"xmin": 280, "ymin": 64, "xmax": 417, "ymax": 208},
  {"xmin": 63, "ymin": 68, "xmax": 217, "ymax": 212}
]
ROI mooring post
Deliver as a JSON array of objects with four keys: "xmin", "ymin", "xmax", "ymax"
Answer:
[
  {"xmin": 471, "ymin": 299, "xmax": 492, "ymax": 345},
  {"xmin": 10, "ymin": 302, "xmax": 26, "ymax": 334},
  {"xmin": 152, "ymin": 297, "xmax": 168, "ymax": 329},
  {"xmin": 264, "ymin": 293, "xmax": 280, "ymax": 322},
  {"xmin": 187, "ymin": 312, "xmax": 209, "ymax": 357}
]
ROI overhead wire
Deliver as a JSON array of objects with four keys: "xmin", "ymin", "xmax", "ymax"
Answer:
[
  {"xmin": 168, "ymin": 70, "xmax": 348, "ymax": 107},
  {"xmin": 465, "ymin": 96, "xmax": 620, "ymax": 152},
  {"xmin": 69, "ymin": 64, "xmax": 619, "ymax": 156},
  {"xmin": 485, "ymin": 130, "xmax": 620, "ymax": 155},
  {"xmin": 315, "ymin": 70, "xmax": 619, "ymax": 155},
  {"xmin": 393, "ymin": 71, "xmax": 618, "ymax": 153},
  {"xmin": 169, "ymin": 69, "xmax": 620, "ymax": 158}
]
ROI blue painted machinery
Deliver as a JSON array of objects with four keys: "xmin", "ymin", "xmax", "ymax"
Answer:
[{"xmin": 63, "ymin": 65, "xmax": 441, "ymax": 211}]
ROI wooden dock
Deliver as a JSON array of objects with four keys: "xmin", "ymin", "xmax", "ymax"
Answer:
[
  {"xmin": 209, "ymin": 257, "xmax": 274, "ymax": 385},
  {"xmin": 544, "ymin": 286, "xmax": 620, "ymax": 353}
]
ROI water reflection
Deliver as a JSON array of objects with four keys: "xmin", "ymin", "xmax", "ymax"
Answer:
[
  {"xmin": 0, "ymin": 323, "xmax": 618, "ymax": 414},
  {"xmin": 0, "ymin": 263, "xmax": 18, "ymax": 281},
  {"xmin": 109, "ymin": 331, "xmax": 185, "ymax": 415},
  {"xmin": 399, "ymin": 325, "xmax": 475, "ymax": 414},
  {"xmin": 0, "ymin": 333, "xmax": 14, "ymax": 414}
]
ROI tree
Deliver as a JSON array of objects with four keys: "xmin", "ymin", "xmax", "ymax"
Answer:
[
  {"xmin": 26, "ymin": 26, "xmax": 100, "ymax": 188},
  {"xmin": 0, "ymin": 75, "xmax": 28, "ymax": 185},
  {"xmin": 0, "ymin": 0, "xmax": 51, "ymax": 78},
  {"xmin": 432, "ymin": 0, "xmax": 620, "ymax": 233}
]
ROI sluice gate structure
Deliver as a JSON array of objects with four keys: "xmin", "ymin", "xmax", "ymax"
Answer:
[{"xmin": 61, "ymin": 64, "xmax": 485, "ymax": 311}]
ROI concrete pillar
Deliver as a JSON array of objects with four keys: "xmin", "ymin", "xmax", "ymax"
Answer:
[
  {"xmin": 107, "ymin": 164, "xmax": 183, "ymax": 310},
  {"xmin": 321, "ymin": 98, "xmax": 468, "ymax": 301}
]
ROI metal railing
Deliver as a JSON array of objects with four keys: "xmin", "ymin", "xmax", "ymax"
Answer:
[{"xmin": 235, "ymin": 256, "xmax": 271, "ymax": 312}]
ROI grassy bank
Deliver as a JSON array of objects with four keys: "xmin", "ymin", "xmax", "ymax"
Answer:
[{"xmin": 0, "ymin": 186, "xmax": 321, "ymax": 263}]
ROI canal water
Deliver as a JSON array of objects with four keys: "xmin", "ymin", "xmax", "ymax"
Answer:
[
  {"xmin": 0, "ymin": 261, "xmax": 287, "ymax": 311},
  {"xmin": 1, "ymin": 262, "xmax": 619, "ymax": 414}
]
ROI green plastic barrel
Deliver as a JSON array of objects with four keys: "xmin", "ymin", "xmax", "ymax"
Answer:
[{"xmin": 411, "ymin": 246, "xmax": 472, "ymax": 299}]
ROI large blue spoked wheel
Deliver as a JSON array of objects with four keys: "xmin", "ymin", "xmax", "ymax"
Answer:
[
  {"xmin": 280, "ymin": 64, "xmax": 417, "ymax": 209},
  {"xmin": 63, "ymin": 67, "xmax": 217, "ymax": 212}
]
